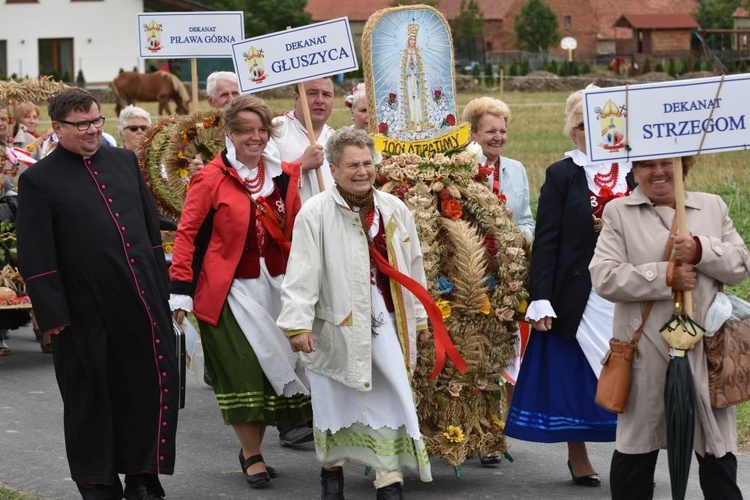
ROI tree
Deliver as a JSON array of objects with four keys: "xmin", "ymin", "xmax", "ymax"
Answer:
[
  {"xmin": 211, "ymin": 0, "xmax": 311, "ymax": 37},
  {"xmin": 514, "ymin": 0, "xmax": 560, "ymax": 52},
  {"xmin": 693, "ymin": 0, "xmax": 744, "ymax": 29},
  {"xmin": 450, "ymin": 0, "xmax": 485, "ymax": 62}
]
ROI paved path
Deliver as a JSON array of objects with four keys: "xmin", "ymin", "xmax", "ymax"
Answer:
[{"xmin": 1, "ymin": 324, "xmax": 748, "ymax": 499}]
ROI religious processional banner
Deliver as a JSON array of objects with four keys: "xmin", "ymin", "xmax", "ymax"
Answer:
[
  {"xmin": 137, "ymin": 12, "xmax": 244, "ymax": 58},
  {"xmin": 231, "ymin": 18, "xmax": 358, "ymax": 94},
  {"xmin": 363, "ymin": 6, "xmax": 469, "ymax": 155},
  {"xmin": 582, "ymin": 74, "xmax": 750, "ymax": 162}
]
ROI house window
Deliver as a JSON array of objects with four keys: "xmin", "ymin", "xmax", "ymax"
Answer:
[
  {"xmin": 39, "ymin": 38, "xmax": 74, "ymax": 82},
  {"xmin": 564, "ymin": 16, "xmax": 572, "ymax": 29},
  {"xmin": 0, "ymin": 41, "xmax": 6, "ymax": 78}
]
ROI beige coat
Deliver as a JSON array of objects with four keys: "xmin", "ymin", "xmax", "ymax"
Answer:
[
  {"xmin": 590, "ymin": 187, "xmax": 750, "ymax": 457},
  {"xmin": 277, "ymin": 187, "xmax": 428, "ymax": 390}
]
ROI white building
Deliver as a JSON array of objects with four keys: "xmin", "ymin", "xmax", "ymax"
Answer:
[{"xmin": 0, "ymin": 0, "xmax": 209, "ymax": 83}]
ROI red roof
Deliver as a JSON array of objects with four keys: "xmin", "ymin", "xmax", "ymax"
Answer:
[
  {"xmin": 613, "ymin": 13, "xmax": 699, "ymax": 30},
  {"xmin": 588, "ymin": 0, "xmax": 698, "ymax": 40}
]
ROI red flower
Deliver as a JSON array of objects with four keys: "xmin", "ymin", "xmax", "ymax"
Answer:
[
  {"xmin": 438, "ymin": 189, "xmax": 451, "ymax": 200},
  {"xmin": 474, "ymin": 165, "xmax": 493, "ymax": 182},
  {"xmin": 378, "ymin": 122, "xmax": 388, "ymax": 135},
  {"xmin": 483, "ymin": 234, "xmax": 499, "ymax": 257},
  {"xmin": 498, "ymin": 193, "xmax": 507, "ymax": 204},
  {"xmin": 446, "ymin": 114, "xmax": 456, "ymax": 126},
  {"xmin": 441, "ymin": 198, "xmax": 463, "ymax": 220}
]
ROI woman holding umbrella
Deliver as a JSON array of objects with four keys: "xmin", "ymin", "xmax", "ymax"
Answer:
[{"xmin": 590, "ymin": 156, "xmax": 749, "ymax": 499}]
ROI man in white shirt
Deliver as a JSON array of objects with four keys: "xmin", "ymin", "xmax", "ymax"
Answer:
[{"xmin": 270, "ymin": 77, "xmax": 334, "ymax": 203}]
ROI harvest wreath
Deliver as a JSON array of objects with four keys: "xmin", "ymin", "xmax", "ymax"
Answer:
[
  {"xmin": 139, "ymin": 110, "xmax": 224, "ymax": 223},
  {"xmin": 377, "ymin": 147, "xmax": 530, "ymax": 468}
]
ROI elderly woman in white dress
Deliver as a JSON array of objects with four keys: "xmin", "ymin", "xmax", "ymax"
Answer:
[{"xmin": 277, "ymin": 128, "xmax": 432, "ymax": 500}]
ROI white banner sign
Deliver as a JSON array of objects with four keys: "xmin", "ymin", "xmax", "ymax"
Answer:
[
  {"xmin": 137, "ymin": 12, "xmax": 244, "ymax": 59},
  {"xmin": 231, "ymin": 17, "xmax": 358, "ymax": 93},
  {"xmin": 583, "ymin": 74, "xmax": 750, "ymax": 162}
]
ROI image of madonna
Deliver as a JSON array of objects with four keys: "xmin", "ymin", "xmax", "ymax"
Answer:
[{"xmin": 399, "ymin": 28, "xmax": 433, "ymax": 132}]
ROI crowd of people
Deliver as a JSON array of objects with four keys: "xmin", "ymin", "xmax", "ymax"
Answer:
[{"xmin": 4, "ymin": 69, "xmax": 747, "ymax": 500}]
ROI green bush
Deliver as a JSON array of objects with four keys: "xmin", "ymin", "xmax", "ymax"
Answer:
[
  {"xmin": 76, "ymin": 69, "xmax": 86, "ymax": 88},
  {"xmin": 667, "ymin": 59, "xmax": 676, "ymax": 77},
  {"xmin": 738, "ymin": 60, "xmax": 748, "ymax": 73},
  {"xmin": 693, "ymin": 59, "xmax": 702, "ymax": 72},
  {"xmin": 520, "ymin": 59, "xmax": 530, "ymax": 76},
  {"xmin": 655, "ymin": 61, "xmax": 664, "ymax": 73},
  {"xmin": 642, "ymin": 57, "xmax": 651, "ymax": 74},
  {"xmin": 484, "ymin": 62, "xmax": 494, "ymax": 87},
  {"xmin": 548, "ymin": 60, "xmax": 558, "ymax": 74},
  {"xmin": 580, "ymin": 63, "xmax": 591, "ymax": 74},
  {"xmin": 509, "ymin": 60, "xmax": 519, "ymax": 77}
]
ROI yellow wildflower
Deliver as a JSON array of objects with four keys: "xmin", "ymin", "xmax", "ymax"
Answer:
[
  {"xmin": 179, "ymin": 168, "xmax": 189, "ymax": 178},
  {"xmin": 164, "ymin": 244, "xmax": 174, "ymax": 254},
  {"xmin": 435, "ymin": 299, "xmax": 452, "ymax": 319},
  {"xmin": 443, "ymin": 425, "xmax": 464, "ymax": 443}
]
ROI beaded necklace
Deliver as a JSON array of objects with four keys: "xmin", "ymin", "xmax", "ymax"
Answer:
[
  {"xmin": 593, "ymin": 162, "xmax": 619, "ymax": 190},
  {"xmin": 242, "ymin": 158, "xmax": 266, "ymax": 194}
]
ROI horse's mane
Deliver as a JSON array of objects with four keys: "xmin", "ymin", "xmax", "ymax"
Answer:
[
  {"xmin": 167, "ymin": 73, "xmax": 190, "ymax": 104},
  {"xmin": 110, "ymin": 76, "xmax": 127, "ymax": 108}
]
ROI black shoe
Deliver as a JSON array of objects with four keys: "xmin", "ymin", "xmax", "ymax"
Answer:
[
  {"xmin": 321, "ymin": 467, "xmax": 344, "ymax": 500},
  {"xmin": 124, "ymin": 474, "xmax": 165, "ymax": 500},
  {"xmin": 479, "ymin": 453, "xmax": 501, "ymax": 466},
  {"xmin": 376, "ymin": 482, "xmax": 404, "ymax": 500},
  {"xmin": 239, "ymin": 452, "xmax": 271, "ymax": 489},
  {"xmin": 203, "ymin": 370, "xmax": 213, "ymax": 388},
  {"xmin": 279, "ymin": 424, "xmax": 314, "ymax": 446},
  {"xmin": 124, "ymin": 484, "xmax": 165, "ymax": 500},
  {"xmin": 567, "ymin": 460, "xmax": 601, "ymax": 486},
  {"xmin": 239, "ymin": 449, "xmax": 277, "ymax": 478}
]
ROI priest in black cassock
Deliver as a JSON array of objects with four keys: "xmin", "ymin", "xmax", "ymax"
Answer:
[{"xmin": 15, "ymin": 88, "xmax": 178, "ymax": 500}]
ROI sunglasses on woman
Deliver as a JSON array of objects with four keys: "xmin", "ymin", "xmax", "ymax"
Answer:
[{"xmin": 125, "ymin": 125, "xmax": 149, "ymax": 132}]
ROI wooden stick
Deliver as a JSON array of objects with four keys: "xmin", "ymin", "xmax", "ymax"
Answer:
[
  {"xmin": 673, "ymin": 156, "xmax": 693, "ymax": 316},
  {"xmin": 190, "ymin": 58, "xmax": 199, "ymax": 114},
  {"xmin": 296, "ymin": 83, "xmax": 326, "ymax": 192},
  {"xmin": 285, "ymin": 25, "xmax": 325, "ymax": 193}
]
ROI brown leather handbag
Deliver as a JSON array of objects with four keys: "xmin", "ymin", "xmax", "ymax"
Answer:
[{"xmin": 595, "ymin": 304, "xmax": 652, "ymax": 413}]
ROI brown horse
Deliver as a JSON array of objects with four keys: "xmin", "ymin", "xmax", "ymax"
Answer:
[{"xmin": 111, "ymin": 71, "xmax": 190, "ymax": 116}]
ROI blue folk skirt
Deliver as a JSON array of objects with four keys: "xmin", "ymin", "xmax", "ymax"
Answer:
[{"xmin": 504, "ymin": 329, "xmax": 617, "ymax": 443}]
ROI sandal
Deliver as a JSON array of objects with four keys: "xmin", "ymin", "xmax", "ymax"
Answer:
[{"xmin": 239, "ymin": 450, "xmax": 275, "ymax": 487}]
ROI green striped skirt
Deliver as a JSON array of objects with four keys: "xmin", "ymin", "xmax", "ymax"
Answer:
[{"xmin": 198, "ymin": 302, "xmax": 312, "ymax": 426}]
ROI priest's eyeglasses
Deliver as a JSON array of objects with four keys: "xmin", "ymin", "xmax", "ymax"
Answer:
[{"xmin": 59, "ymin": 116, "xmax": 106, "ymax": 131}]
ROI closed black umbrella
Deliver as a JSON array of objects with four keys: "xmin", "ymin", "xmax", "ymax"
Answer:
[{"xmin": 660, "ymin": 293, "xmax": 704, "ymax": 500}]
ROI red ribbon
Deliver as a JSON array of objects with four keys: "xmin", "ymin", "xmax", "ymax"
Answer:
[{"xmin": 368, "ymin": 246, "xmax": 466, "ymax": 380}]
